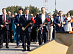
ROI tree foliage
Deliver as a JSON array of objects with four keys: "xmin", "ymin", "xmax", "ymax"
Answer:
[
  {"xmin": 53, "ymin": 9, "xmax": 58, "ymax": 18},
  {"xmin": 68, "ymin": 10, "xmax": 73, "ymax": 16},
  {"xmin": 6, "ymin": 5, "xmax": 41, "ymax": 16},
  {"xmin": 6, "ymin": 6, "xmax": 22, "ymax": 14}
]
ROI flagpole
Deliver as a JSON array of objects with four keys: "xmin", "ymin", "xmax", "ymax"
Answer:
[{"xmin": 55, "ymin": 0, "xmax": 56, "ymax": 10}]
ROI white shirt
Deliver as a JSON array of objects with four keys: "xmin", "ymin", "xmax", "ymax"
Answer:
[
  {"xmin": 51, "ymin": 18, "xmax": 54, "ymax": 22},
  {"xmin": 59, "ymin": 16, "xmax": 63, "ymax": 27},
  {"xmin": 41, "ymin": 14, "xmax": 45, "ymax": 24},
  {"xmin": 25, "ymin": 14, "xmax": 28, "ymax": 19}
]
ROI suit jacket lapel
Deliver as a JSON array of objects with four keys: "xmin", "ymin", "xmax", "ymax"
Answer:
[
  {"xmin": 45, "ymin": 14, "xmax": 47, "ymax": 19},
  {"xmin": 40, "ymin": 14, "xmax": 42, "ymax": 22}
]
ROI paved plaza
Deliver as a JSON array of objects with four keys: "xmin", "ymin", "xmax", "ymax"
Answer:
[{"xmin": 0, "ymin": 42, "xmax": 39, "ymax": 54}]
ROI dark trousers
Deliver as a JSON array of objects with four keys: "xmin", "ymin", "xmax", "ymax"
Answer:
[
  {"xmin": 16, "ymin": 27, "xmax": 22, "ymax": 46},
  {"xmin": 6, "ymin": 31, "xmax": 9, "ymax": 47},
  {"xmin": 0, "ymin": 30, "xmax": 3, "ymax": 48},
  {"xmin": 9, "ymin": 24, "xmax": 13, "ymax": 42},
  {"xmin": 9, "ymin": 30, "xmax": 13, "ymax": 42},
  {"xmin": 38, "ymin": 28, "xmax": 48, "ymax": 45},
  {"xmin": 2, "ymin": 27, "xmax": 9, "ymax": 48},
  {"xmin": 22, "ymin": 31, "xmax": 31, "ymax": 50},
  {"xmin": 31, "ymin": 26, "xmax": 37, "ymax": 42}
]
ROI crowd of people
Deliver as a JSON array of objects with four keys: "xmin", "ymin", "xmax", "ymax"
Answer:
[{"xmin": 0, "ymin": 7, "xmax": 73, "ymax": 51}]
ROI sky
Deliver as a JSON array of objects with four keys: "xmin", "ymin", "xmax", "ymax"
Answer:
[{"xmin": 0, "ymin": 0, "xmax": 73, "ymax": 14}]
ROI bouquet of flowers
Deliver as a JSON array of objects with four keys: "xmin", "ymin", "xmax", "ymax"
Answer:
[
  {"xmin": 24, "ymin": 17, "xmax": 36, "ymax": 30},
  {"xmin": 64, "ymin": 18, "xmax": 68, "ymax": 21},
  {"xmin": 45, "ymin": 18, "xmax": 50, "ymax": 22},
  {"xmin": 6, "ymin": 20, "xmax": 9, "ymax": 22},
  {"xmin": 36, "ymin": 18, "xmax": 50, "ymax": 32},
  {"xmin": 0, "ymin": 20, "xmax": 9, "ymax": 30}
]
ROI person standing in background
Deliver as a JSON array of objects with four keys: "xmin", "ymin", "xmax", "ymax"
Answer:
[
  {"xmin": 54, "ymin": 11, "xmax": 68, "ymax": 32},
  {"xmin": 71, "ymin": 16, "xmax": 73, "ymax": 31},
  {"xmin": 65, "ymin": 13, "xmax": 72, "ymax": 31},
  {"xmin": 14, "ymin": 8, "xmax": 23, "ymax": 48},
  {"xmin": 48, "ymin": 14, "xmax": 54, "ymax": 41}
]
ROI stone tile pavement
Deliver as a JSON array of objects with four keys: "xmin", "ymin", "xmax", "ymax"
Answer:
[{"xmin": 0, "ymin": 42, "xmax": 39, "ymax": 54}]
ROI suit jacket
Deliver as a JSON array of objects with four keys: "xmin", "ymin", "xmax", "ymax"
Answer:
[
  {"xmin": 54, "ymin": 16, "xmax": 68, "ymax": 31},
  {"xmin": 14, "ymin": 14, "xmax": 22, "ymax": 27},
  {"xmin": 0, "ymin": 15, "xmax": 11, "ymax": 30},
  {"xmin": 20, "ymin": 14, "xmax": 32, "ymax": 32},
  {"xmin": 36, "ymin": 14, "xmax": 50, "ymax": 31}
]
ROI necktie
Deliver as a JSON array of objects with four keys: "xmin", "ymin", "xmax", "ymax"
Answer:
[
  {"xmin": 3, "ymin": 15, "xmax": 5, "ymax": 26},
  {"xmin": 26, "ymin": 15, "xmax": 28, "ymax": 20},
  {"xmin": 60, "ymin": 16, "xmax": 62, "ymax": 28}
]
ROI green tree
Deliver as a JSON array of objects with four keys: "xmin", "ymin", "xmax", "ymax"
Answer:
[
  {"xmin": 53, "ymin": 9, "xmax": 58, "ymax": 18},
  {"xmin": 25, "ymin": 5, "xmax": 41, "ymax": 16},
  {"xmin": 6, "ymin": 5, "xmax": 41, "ymax": 16},
  {"xmin": 68, "ymin": 10, "xmax": 73, "ymax": 16},
  {"xmin": 6, "ymin": 6, "xmax": 23, "ymax": 14}
]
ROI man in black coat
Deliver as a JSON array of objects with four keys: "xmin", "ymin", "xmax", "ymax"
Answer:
[
  {"xmin": 0, "ymin": 8, "xmax": 11, "ymax": 48},
  {"xmin": 36, "ymin": 7, "xmax": 50, "ymax": 45},
  {"xmin": 14, "ymin": 8, "xmax": 23, "ymax": 48},
  {"xmin": 20, "ymin": 8, "xmax": 32, "ymax": 51}
]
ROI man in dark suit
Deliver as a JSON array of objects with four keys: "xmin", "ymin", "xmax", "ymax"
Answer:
[
  {"xmin": 54, "ymin": 11, "xmax": 68, "ymax": 32},
  {"xmin": 20, "ymin": 8, "xmax": 32, "ymax": 51},
  {"xmin": 14, "ymin": 8, "xmax": 23, "ymax": 48},
  {"xmin": 0, "ymin": 8, "xmax": 11, "ymax": 48},
  {"xmin": 36, "ymin": 7, "xmax": 50, "ymax": 45}
]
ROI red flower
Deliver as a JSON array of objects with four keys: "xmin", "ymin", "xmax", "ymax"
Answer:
[
  {"xmin": 25, "ymin": 27, "xmax": 27, "ymax": 29},
  {"xmin": 46, "ymin": 18, "xmax": 50, "ymax": 22},
  {"xmin": 71, "ymin": 18, "xmax": 73, "ymax": 19},
  {"xmin": 6, "ymin": 20, "xmax": 9, "ymax": 22},
  {"xmin": 65, "ymin": 18, "xmax": 68, "ymax": 20},
  {"xmin": 31, "ymin": 17, "xmax": 36, "ymax": 23}
]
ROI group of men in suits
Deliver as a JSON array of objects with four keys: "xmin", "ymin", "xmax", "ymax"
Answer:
[
  {"xmin": 0, "ymin": 7, "xmax": 68, "ymax": 51},
  {"xmin": 13, "ymin": 7, "xmax": 51, "ymax": 51}
]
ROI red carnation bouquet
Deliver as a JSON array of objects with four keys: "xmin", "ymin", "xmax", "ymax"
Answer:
[
  {"xmin": 64, "ymin": 18, "xmax": 68, "ymax": 21},
  {"xmin": 0, "ymin": 20, "xmax": 9, "ymax": 30},
  {"xmin": 6, "ymin": 20, "xmax": 9, "ymax": 22},
  {"xmin": 45, "ymin": 18, "xmax": 50, "ymax": 22},
  {"xmin": 31, "ymin": 17, "xmax": 36, "ymax": 23},
  {"xmin": 36, "ymin": 18, "xmax": 50, "ymax": 32},
  {"xmin": 24, "ymin": 17, "xmax": 36, "ymax": 30}
]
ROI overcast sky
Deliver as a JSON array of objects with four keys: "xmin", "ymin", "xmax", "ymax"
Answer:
[{"xmin": 0, "ymin": 0, "xmax": 73, "ymax": 14}]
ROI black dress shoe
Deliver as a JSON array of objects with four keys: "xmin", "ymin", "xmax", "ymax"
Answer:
[
  {"xmin": 27, "ymin": 49, "xmax": 31, "ymax": 51},
  {"xmin": 22, "ymin": 49, "xmax": 26, "ymax": 51},
  {"xmin": 0, "ymin": 47, "xmax": 3, "ymax": 48},
  {"xmin": 0, "ymin": 45, "xmax": 3, "ymax": 48},
  {"xmin": 6, "ymin": 47, "xmax": 9, "ymax": 48}
]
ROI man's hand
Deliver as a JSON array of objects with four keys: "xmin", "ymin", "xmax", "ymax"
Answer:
[
  {"xmin": 62, "ymin": 22, "xmax": 65, "ymax": 24},
  {"xmin": 44, "ymin": 22, "xmax": 47, "ymax": 25},
  {"xmin": 40, "ymin": 24, "xmax": 43, "ymax": 28},
  {"xmin": 58, "ymin": 24, "xmax": 61, "ymax": 27},
  {"xmin": 31, "ymin": 27, "xmax": 32, "ymax": 29},
  {"xmin": 5, "ymin": 22, "xmax": 8, "ymax": 24},
  {"xmin": 17, "ymin": 24, "xmax": 19, "ymax": 26},
  {"xmin": 30, "ymin": 23, "xmax": 33, "ymax": 25},
  {"xmin": 1, "ymin": 25, "xmax": 4, "ymax": 28},
  {"xmin": 22, "ymin": 27, "xmax": 24, "ymax": 31}
]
